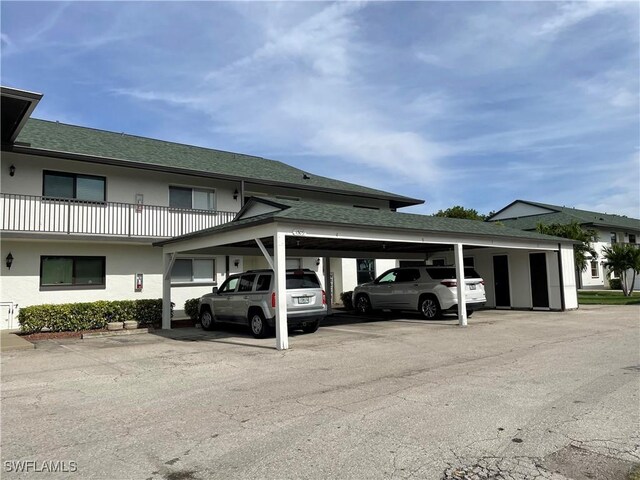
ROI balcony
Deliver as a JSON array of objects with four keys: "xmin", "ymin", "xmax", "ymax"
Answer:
[{"xmin": 1, "ymin": 193, "xmax": 237, "ymax": 238}]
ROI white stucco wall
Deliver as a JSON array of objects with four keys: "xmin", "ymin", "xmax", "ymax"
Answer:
[
  {"xmin": 0, "ymin": 239, "xmax": 224, "ymax": 321},
  {"xmin": 490, "ymin": 202, "xmax": 554, "ymax": 221},
  {"xmin": 1, "ymin": 152, "xmax": 242, "ymax": 213}
]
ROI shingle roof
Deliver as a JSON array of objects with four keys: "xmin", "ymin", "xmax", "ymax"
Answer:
[
  {"xmin": 156, "ymin": 197, "xmax": 575, "ymax": 246},
  {"xmin": 13, "ymin": 118, "xmax": 422, "ymax": 208},
  {"xmin": 490, "ymin": 200, "xmax": 640, "ymax": 231}
]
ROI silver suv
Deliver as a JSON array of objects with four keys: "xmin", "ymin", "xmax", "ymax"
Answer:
[
  {"xmin": 198, "ymin": 269, "xmax": 327, "ymax": 338},
  {"xmin": 352, "ymin": 266, "xmax": 486, "ymax": 319}
]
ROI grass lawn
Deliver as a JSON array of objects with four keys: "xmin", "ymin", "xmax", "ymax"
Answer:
[{"xmin": 578, "ymin": 290, "xmax": 640, "ymax": 305}]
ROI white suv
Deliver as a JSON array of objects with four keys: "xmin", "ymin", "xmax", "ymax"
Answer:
[
  {"xmin": 352, "ymin": 266, "xmax": 486, "ymax": 319},
  {"xmin": 198, "ymin": 269, "xmax": 327, "ymax": 338}
]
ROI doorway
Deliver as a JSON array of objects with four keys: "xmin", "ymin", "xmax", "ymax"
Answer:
[
  {"xmin": 529, "ymin": 253, "xmax": 550, "ymax": 309},
  {"xmin": 493, "ymin": 255, "xmax": 511, "ymax": 308}
]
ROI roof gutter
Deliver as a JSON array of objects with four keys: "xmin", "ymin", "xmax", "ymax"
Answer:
[{"xmin": 3, "ymin": 144, "xmax": 424, "ymax": 208}]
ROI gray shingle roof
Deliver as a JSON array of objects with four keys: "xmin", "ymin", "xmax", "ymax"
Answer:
[
  {"xmin": 14, "ymin": 118, "xmax": 422, "ymax": 208},
  {"xmin": 156, "ymin": 197, "xmax": 575, "ymax": 246},
  {"xmin": 490, "ymin": 200, "xmax": 640, "ymax": 231}
]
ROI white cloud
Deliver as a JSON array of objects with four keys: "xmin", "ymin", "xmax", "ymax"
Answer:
[{"xmin": 535, "ymin": 1, "xmax": 620, "ymax": 37}]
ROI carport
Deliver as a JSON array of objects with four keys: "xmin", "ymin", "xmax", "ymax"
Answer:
[{"xmin": 155, "ymin": 198, "xmax": 578, "ymax": 350}]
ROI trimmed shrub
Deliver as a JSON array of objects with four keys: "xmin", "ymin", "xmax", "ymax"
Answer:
[
  {"xmin": 608, "ymin": 278, "xmax": 622, "ymax": 290},
  {"xmin": 18, "ymin": 299, "xmax": 169, "ymax": 334},
  {"xmin": 340, "ymin": 291, "xmax": 353, "ymax": 310},
  {"xmin": 184, "ymin": 298, "xmax": 200, "ymax": 321}
]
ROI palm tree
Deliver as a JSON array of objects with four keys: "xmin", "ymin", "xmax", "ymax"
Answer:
[{"xmin": 602, "ymin": 244, "xmax": 640, "ymax": 296}]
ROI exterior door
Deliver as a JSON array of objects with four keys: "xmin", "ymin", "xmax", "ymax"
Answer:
[
  {"xmin": 529, "ymin": 253, "xmax": 550, "ymax": 309},
  {"xmin": 0, "ymin": 303, "xmax": 15, "ymax": 330},
  {"xmin": 493, "ymin": 255, "xmax": 511, "ymax": 308}
]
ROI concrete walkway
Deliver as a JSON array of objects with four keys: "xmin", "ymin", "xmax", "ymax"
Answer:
[{"xmin": 0, "ymin": 329, "xmax": 34, "ymax": 352}]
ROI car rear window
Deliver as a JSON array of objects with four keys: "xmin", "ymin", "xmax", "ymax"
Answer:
[
  {"xmin": 425, "ymin": 267, "xmax": 481, "ymax": 279},
  {"xmin": 286, "ymin": 272, "xmax": 321, "ymax": 289}
]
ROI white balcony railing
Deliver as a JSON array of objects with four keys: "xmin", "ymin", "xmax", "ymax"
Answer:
[{"xmin": 1, "ymin": 193, "xmax": 237, "ymax": 238}]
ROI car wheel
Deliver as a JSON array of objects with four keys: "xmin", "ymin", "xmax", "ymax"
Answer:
[
  {"xmin": 200, "ymin": 309, "xmax": 215, "ymax": 331},
  {"xmin": 355, "ymin": 295, "xmax": 372, "ymax": 315},
  {"xmin": 302, "ymin": 320, "xmax": 320, "ymax": 334},
  {"xmin": 419, "ymin": 296, "xmax": 441, "ymax": 320},
  {"xmin": 249, "ymin": 311, "xmax": 268, "ymax": 339},
  {"xmin": 466, "ymin": 309, "xmax": 474, "ymax": 318}
]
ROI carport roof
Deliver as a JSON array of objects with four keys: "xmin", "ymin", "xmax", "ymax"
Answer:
[{"xmin": 155, "ymin": 197, "xmax": 576, "ymax": 246}]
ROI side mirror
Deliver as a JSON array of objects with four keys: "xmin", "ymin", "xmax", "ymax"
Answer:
[{"xmin": 212, "ymin": 287, "xmax": 218, "ymax": 294}]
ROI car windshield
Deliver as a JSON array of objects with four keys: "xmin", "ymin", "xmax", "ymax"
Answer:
[
  {"xmin": 425, "ymin": 267, "xmax": 481, "ymax": 279},
  {"xmin": 286, "ymin": 272, "xmax": 321, "ymax": 289}
]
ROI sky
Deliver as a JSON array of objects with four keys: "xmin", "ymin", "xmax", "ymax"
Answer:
[{"xmin": 1, "ymin": 1, "xmax": 639, "ymax": 217}]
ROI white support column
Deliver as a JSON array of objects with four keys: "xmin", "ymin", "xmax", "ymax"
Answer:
[
  {"xmin": 162, "ymin": 252, "xmax": 176, "ymax": 330},
  {"xmin": 454, "ymin": 243, "xmax": 468, "ymax": 327},
  {"xmin": 273, "ymin": 232, "xmax": 289, "ymax": 350},
  {"xmin": 324, "ymin": 256, "xmax": 332, "ymax": 316}
]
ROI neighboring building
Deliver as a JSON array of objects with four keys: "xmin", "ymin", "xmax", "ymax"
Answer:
[
  {"xmin": 487, "ymin": 200, "xmax": 640, "ymax": 289},
  {"xmin": 0, "ymin": 86, "xmax": 419, "ymax": 328}
]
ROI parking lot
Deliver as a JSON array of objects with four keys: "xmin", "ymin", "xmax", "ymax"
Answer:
[{"xmin": 1, "ymin": 306, "xmax": 639, "ymax": 479}]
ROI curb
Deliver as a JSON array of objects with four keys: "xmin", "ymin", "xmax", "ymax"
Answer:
[{"xmin": 81, "ymin": 328, "xmax": 151, "ymax": 339}]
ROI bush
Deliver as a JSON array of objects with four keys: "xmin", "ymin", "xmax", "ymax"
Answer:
[
  {"xmin": 608, "ymin": 278, "xmax": 622, "ymax": 290},
  {"xmin": 18, "ymin": 299, "xmax": 169, "ymax": 334},
  {"xmin": 184, "ymin": 298, "xmax": 200, "ymax": 321},
  {"xmin": 340, "ymin": 291, "xmax": 353, "ymax": 310}
]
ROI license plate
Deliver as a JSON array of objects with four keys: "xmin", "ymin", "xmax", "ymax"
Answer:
[
  {"xmin": 469, "ymin": 284, "xmax": 476, "ymax": 290},
  {"xmin": 298, "ymin": 297, "xmax": 310, "ymax": 304}
]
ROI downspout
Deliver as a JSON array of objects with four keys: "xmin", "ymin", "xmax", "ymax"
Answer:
[{"xmin": 557, "ymin": 243, "xmax": 566, "ymax": 311}]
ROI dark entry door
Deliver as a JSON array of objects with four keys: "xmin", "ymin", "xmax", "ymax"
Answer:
[
  {"xmin": 529, "ymin": 253, "xmax": 549, "ymax": 309},
  {"xmin": 493, "ymin": 255, "xmax": 511, "ymax": 308}
]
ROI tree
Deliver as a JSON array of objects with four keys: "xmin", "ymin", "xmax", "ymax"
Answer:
[
  {"xmin": 434, "ymin": 206, "xmax": 486, "ymax": 221},
  {"xmin": 602, "ymin": 243, "xmax": 640, "ymax": 296},
  {"xmin": 535, "ymin": 221, "xmax": 598, "ymax": 273}
]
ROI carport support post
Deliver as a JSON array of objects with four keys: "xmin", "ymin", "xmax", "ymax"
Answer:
[
  {"xmin": 454, "ymin": 243, "xmax": 468, "ymax": 327},
  {"xmin": 273, "ymin": 232, "xmax": 289, "ymax": 350},
  {"xmin": 162, "ymin": 252, "xmax": 176, "ymax": 330}
]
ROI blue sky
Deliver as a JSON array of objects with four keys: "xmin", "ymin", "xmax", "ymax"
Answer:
[{"xmin": 1, "ymin": 1, "xmax": 639, "ymax": 217}]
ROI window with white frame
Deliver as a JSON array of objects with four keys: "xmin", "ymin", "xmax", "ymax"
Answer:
[
  {"xmin": 356, "ymin": 259, "xmax": 376, "ymax": 285},
  {"xmin": 610, "ymin": 232, "xmax": 617, "ymax": 244},
  {"xmin": 169, "ymin": 186, "xmax": 216, "ymax": 211},
  {"xmin": 171, "ymin": 258, "xmax": 215, "ymax": 283},
  {"xmin": 629, "ymin": 234, "xmax": 637, "ymax": 244},
  {"xmin": 590, "ymin": 260, "xmax": 599, "ymax": 278}
]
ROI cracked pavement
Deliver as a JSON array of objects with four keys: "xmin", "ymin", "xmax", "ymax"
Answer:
[{"xmin": 1, "ymin": 305, "xmax": 638, "ymax": 479}]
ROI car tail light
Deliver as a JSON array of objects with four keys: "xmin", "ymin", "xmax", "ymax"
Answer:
[
  {"xmin": 441, "ymin": 280, "xmax": 457, "ymax": 287},
  {"xmin": 322, "ymin": 290, "xmax": 326, "ymax": 305},
  {"xmin": 271, "ymin": 292, "xmax": 276, "ymax": 308},
  {"xmin": 480, "ymin": 280, "xmax": 485, "ymax": 285}
]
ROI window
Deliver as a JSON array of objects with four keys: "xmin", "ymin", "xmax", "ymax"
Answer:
[
  {"xmin": 590, "ymin": 260, "xmax": 599, "ymax": 278},
  {"xmin": 219, "ymin": 276, "xmax": 239, "ymax": 293},
  {"xmin": 464, "ymin": 257, "xmax": 475, "ymax": 268},
  {"xmin": 629, "ymin": 234, "xmax": 636, "ymax": 244},
  {"xmin": 256, "ymin": 275, "xmax": 271, "ymax": 292},
  {"xmin": 40, "ymin": 256, "xmax": 105, "ymax": 287},
  {"xmin": 286, "ymin": 272, "xmax": 321, "ymax": 289},
  {"xmin": 238, "ymin": 274, "xmax": 256, "ymax": 293},
  {"xmin": 425, "ymin": 267, "xmax": 481, "ymax": 279},
  {"xmin": 610, "ymin": 232, "xmax": 617, "ymax": 244},
  {"xmin": 357, "ymin": 259, "xmax": 376, "ymax": 285},
  {"xmin": 169, "ymin": 186, "xmax": 215, "ymax": 210},
  {"xmin": 171, "ymin": 259, "xmax": 215, "ymax": 283},
  {"xmin": 43, "ymin": 171, "xmax": 106, "ymax": 202}
]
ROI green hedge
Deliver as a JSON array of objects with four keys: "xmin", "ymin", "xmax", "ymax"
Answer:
[
  {"xmin": 184, "ymin": 298, "xmax": 200, "ymax": 321},
  {"xmin": 608, "ymin": 278, "xmax": 622, "ymax": 290},
  {"xmin": 18, "ymin": 299, "xmax": 169, "ymax": 334},
  {"xmin": 340, "ymin": 291, "xmax": 353, "ymax": 310}
]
